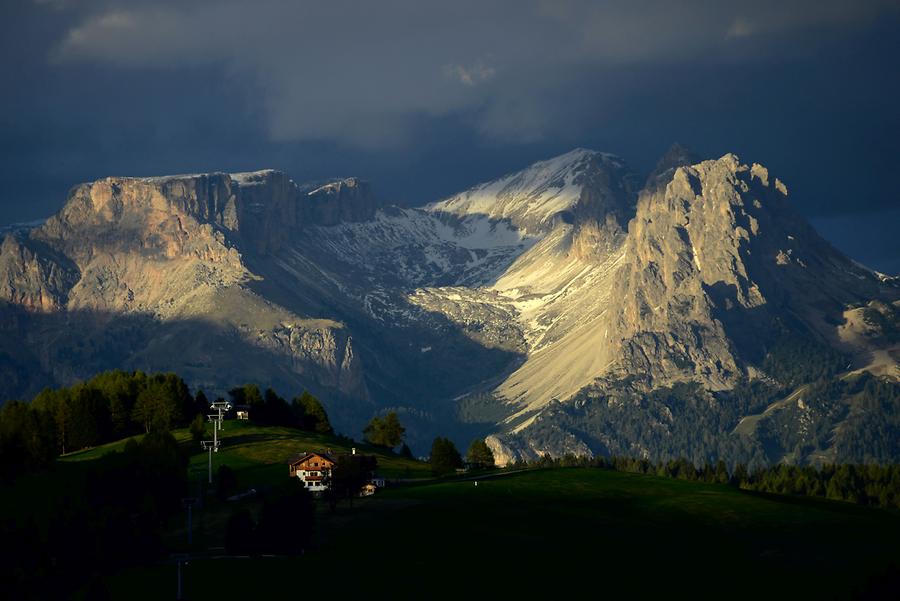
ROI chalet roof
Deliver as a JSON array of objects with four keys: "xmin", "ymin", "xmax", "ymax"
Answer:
[{"xmin": 288, "ymin": 451, "xmax": 337, "ymax": 466}]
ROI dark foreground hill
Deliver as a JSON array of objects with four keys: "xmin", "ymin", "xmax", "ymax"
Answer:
[
  {"xmin": 107, "ymin": 468, "xmax": 900, "ymax": 599},
  {"xmin": 3, "ymin": 417, "xmax": 900, "ymax": 599}
]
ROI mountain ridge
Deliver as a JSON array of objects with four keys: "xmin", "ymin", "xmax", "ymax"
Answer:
[{"xmin": 1, "ymin": 147, "xmax": 898, "ymax": 463}]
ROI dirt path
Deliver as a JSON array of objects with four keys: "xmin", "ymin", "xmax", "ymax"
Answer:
[{"xmin": 732, "ymin": 384, "xmax": 809, "ymax": 436}]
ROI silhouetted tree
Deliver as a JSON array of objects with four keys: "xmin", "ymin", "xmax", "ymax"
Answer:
[
  {"xmin": 715, "ymin": 460, "xmax": 729, "ymax": 484},
  {"xmin": 328, "ymin": 454, "xmax": 376, "ymax": 508},
  {"xmin": 0, "ymin": 401, "xmax": 56, "ymax": 480},
  {"xmin": 466, "ymin": 438, "xmax": 495, "ymax": 469},
  {"xmin": 189, "ymin": 413, "xmax": 206, "ymax": 442},
  {"xmin": 399, "ymin": 443, "xmax": 414, "ymax": 459},
  {"xmin": 430, "ymin": 437, "xmax": 462, "ymax": 475},
  {"xmin": 363, "ymin": 412, "xmax": 405, "ymax": 448},
  {"xmin": 292, "ymin": 391, "xmax": 333, "ymax": 433},
  {"xmin": 192, "ymin": 389, "xmax": 210, "ymax": 418},
  {"xmin": 255, "ymin": 388, "xmax": 293, "ymax": 425},
  {"xmin": 731, "ymin": 464, "xmax": 749, "ymax": 487},
  {"xmin": 229, "ymin": 384, "xmax": 264, "ymax": 407}
]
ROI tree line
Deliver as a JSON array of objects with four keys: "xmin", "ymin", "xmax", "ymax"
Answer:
[
  {"xmin": 0, "ymin": 370, "xmax": 200, "ymax": 480},
  {"xmin": 225, "ymin": 384, "xmax": 332, "ymax": 433},
  {"xmin": 0, "ymin": 371, "xmax": 333, "ymax": 481},
  {"xmin": 503, "ymin": 453, "xmax": 900, "ymax": 511},
  {"xmin": 428, "ymin": 437, "xmax": 495, "ymax": 474},
  {"xmin": 354, "ymin": 407, "xmax": 899, "ymax": 510},
  {"xmin": 360, "ymin": 409, "xmax": 496, "ymax": 475},
  {"xmin": 523, "ymin": 371, "xmax": 900, "ymax": 469}
]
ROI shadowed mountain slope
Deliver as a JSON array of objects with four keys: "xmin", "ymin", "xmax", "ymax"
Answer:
[{"xmin": 1, "ymin": 148, "xmax": 897, "ymax": 459}]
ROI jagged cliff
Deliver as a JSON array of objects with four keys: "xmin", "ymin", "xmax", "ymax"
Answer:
[
  {"xmin": 0, "ymin": 172, "xmax": 373, "ymax": 420},
  {"xmin": 606, "ymin": 155, "xmax": 883, "ymax": 390},
  {"xmin": 479, "ymin": 153, "xmax": 897, "ymax": 464},
  {"xmin": 1, "ymin": 148, "xmax": 897, "ymax": 458}
]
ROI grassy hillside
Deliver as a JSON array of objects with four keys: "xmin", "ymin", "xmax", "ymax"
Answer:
[
  {"xmin": 60, "ymin": 419, "xmax": 429, "ymax": 481},
  {"xmin": 1, "ymin": 420, "xmax": 427, "ymax": 545},
  {"xmin": 183, "ymin": 421, "xmax": 429, "ymax": 485},
  {"xmin": 105, "ymin": 467, "xmax": 900, "ymax": 599},
  {"xmin": 59, "ymin": 430, "xmax": 194, "ymax": 461},
  {"xmin": 13, "ymin": 423, "xmax": 900, "ymax": 599}
]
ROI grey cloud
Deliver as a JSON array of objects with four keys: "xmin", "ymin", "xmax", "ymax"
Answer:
[
  {"xmin": 724, "ymin": 0, "xmax": 899, "ymax": 39},
  {"xmin": 46, "ymin": 0, "xmax": 898, "ymax": 148},
  {"xmin": 31, "ymin": 0, "xmax": 896, "ymax": 147},
  {"xmin": 52, "ymin": 8, "xmax": 211, "ymax": 67},
  {"xmin": 444, "ymin": 60, "xmax": 496, "ymax": 87}
]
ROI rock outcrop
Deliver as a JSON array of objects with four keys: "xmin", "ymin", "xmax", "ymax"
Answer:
[
  {"xmin": 0, "ymin": 235, "xmax": 79, "ymax": 312},
  {"xmin": 302, "ymin": 178, "xmax": 380, "ymax": 226},
  {"xmin": 606, "ymin": 155, "xmax": 886, "ymax": 390},
  {"xmin": 0, "ymin": 172, "xmax": 372, "ymax": 414}
]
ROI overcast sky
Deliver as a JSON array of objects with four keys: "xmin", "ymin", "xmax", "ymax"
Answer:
[{"xmin": 3, "ymin": 0, "xmax": 899, "ymax": 271}]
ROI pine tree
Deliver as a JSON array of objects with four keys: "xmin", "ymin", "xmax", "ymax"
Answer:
[
  {"xmin": 430, "ymin": 437, "xmax": 463, "ymax": 474},
  {"xmin": 292, "ymin": 391, "xmax": 333, "ymax": 433},
  {"xmin": 363, "ymin": 411, "xmax": 405, "ymax": 448},
  {"xmin": 189, "ymin": 414, "xmax": 206, "ymax": 442},
  {"xmin": 715, "ymin": 460, "xmax": 729, "ymax": 484},
  {"xmin": 731, "ymin": 463, "xmax": 749, "ymax": 487},
  {"xmin": 229, "ymin": 384, "xmax": 263, "ymax": 407},
  {"xmin": 466, "ymin": 438, "xmax": 495, "ymax": 469},
  {"xmin": 399, "ymin": 443, "xmax": 414, "ymax": 459}
]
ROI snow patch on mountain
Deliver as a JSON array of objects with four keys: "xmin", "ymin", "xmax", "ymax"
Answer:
[
  {"xmin": 230, "ymin": 169, "xmax": 280, "ymax": 185},
  {"xmin": 429, "ymin": 148, "xmax": 622, "ymax": 233},
  {"xmin": 297, "ymin": 206, "xmax": 537, "ymax": 289}
]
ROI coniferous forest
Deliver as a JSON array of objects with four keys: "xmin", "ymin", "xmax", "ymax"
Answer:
[
  {"xmin": 520, "ymin": 367, "xmax": 900, "ymax": 469},
  {"xmin": 0, "ymin": 370, "xmax": 331, "ymax": 481}
]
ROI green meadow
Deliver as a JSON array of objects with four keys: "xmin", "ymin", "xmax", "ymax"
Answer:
[
  {"xmin": 6, "ymin": 421, "xmax": 898, "ymax": 599},
  {"xmin": 60, "ymin": 419, "xmax": 430, "ymax": 478}
]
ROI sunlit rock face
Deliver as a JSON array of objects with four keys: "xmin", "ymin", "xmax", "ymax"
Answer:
[
  {"xmin": 0, "ymin": 172, "xmax": 372, "ymax": 421},
  {"xmin": 479, "ymin": 153, "xmax": 896, "ymax": 464},
  {"xmin": 0, "ymin": 147, "xmax": 896, "ymax": 454}
]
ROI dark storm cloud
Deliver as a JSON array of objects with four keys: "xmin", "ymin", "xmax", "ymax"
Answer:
[
  {"xmin": 1, "ymin": 0, "xmax": 899, "ymax": 270},
  {"xmin": 45, "ymin": 0, "xmax": 898, "ymax": 146}
]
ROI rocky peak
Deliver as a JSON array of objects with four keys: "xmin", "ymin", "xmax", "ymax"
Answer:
[
  {"xmin": 606, "ymin": 152, "xmax": 886, "ymax": 390},
  {"xmin": 24, "ymin": 170, "xmax": 384, "ymax": 261},
  {"xmin": 35, "ymin": 173, "xmax": 240, "ymax": 258},
  {"xmin": 2, "ymin": 150, "xmax": 896, "ymax": 460},
  {"xmin": 429, "ymin": 148, "xmax": 639, "ymax": 235},
  {"xmin": 302, "ymin": 177, "xmax": 380, "ymax": 226},
  {"xmin": 0, "ymin": 168, "xmax": 373, "ymax": 407},
  {"xmin": 229, "ymin": 170, "xmax": 297, "ymax": 254}
]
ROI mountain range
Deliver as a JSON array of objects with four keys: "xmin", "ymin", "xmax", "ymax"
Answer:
[{"xmin": 1, "ymin": 146, "xmax": 898, "ymax": 464}]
